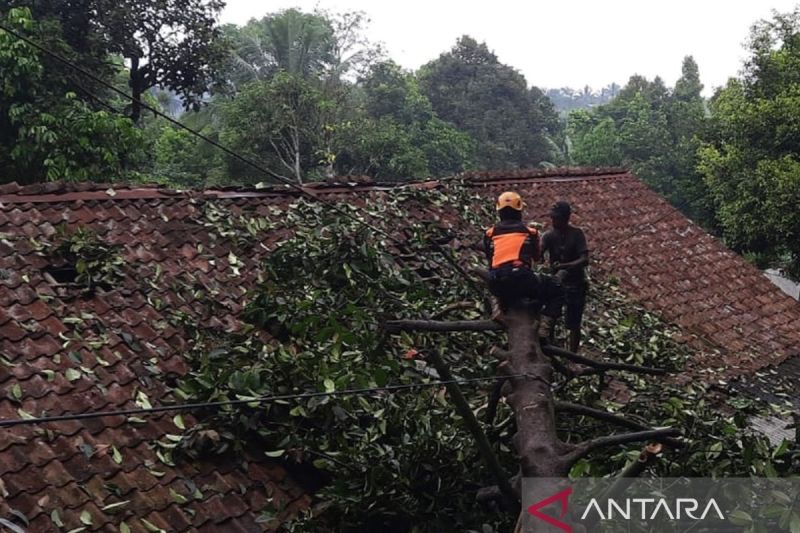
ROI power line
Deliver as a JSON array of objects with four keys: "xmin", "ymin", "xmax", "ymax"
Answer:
[
  {"xmin": 0, "ymin": 22, "xmax": 482, "ymax": 293},
  {"xmin": 0, "ymin": 374, "xmax": 527, "ymax": 428},
  {"xmin": 0, "ymin": 22, "xmax": 290, "ymax": 185}
]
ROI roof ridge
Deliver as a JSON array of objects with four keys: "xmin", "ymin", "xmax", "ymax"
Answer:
[
  {"xmin": 458, "ymin": 166, "xmax": 629, "ymax": 182},
  {"xmin": 0, "ymin": 167, "xmax": 629, "ymax": 203}
]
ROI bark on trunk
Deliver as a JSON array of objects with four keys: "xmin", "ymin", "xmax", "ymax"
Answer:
[
  {"xmin": 129, "ymin": 56, "xmax": 142, "ymax": 123},
  {"xmin": 500, "ymin": 310, "xmax": 573, "ymax": 532}
]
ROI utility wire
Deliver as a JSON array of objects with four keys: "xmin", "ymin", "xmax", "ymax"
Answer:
[
  {"xmin": 0, "ymin": 21, "xmax": 725, "ymax": 289},
  {"xmin": 0, "ymin": 374, "xmax": 527, "ymax": 428},
  {"xmin": 0, "ymin": 22, "xmax": 483, "ymax": 293}
]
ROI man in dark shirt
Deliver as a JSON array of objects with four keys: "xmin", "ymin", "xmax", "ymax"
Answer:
[{"xmin": 541, "ymin": 201, "xmax": 589, "ymax": 353}]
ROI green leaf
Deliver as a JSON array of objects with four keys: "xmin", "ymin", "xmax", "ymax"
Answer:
[
  {"xmin": 728, "ymin": 510, "xmax": 752, "ymax": 526},
  {"xmin": 119, "ymin": 522, "xmax": 131, "ymax": 533},
  {"xmin": 101, "ymin": 501, "xmax": 129, "ymax": 513},
  {"xmin": 111, "ymin": 446, "xmax": 122, "ymax": 464},
  {"xmin": 140, "ymin": 518, "xmax": 165, "ymax": 532},
  {"xmin": 173, "ymin": 414, "xmax": 185, "ymax": 430},
  {"xmin": 9, "ymin": 383, "xmax": 22, "ymax": 401},
  {"xmin": 323, "ymin": 379, "xmax": 335, "ymax": 393},
  {"xmin": 135, "ymin": 391, "xmax": 152, "ymax": 409},
  {"xmin": 17, "ymin": 409, "xmax": 34, "ymax": 420},
  {"xmin": 50, "ymin": 509, "xmax": 63, "ymax": 527},
  {"xmin": 79, "ymin": 510, "xmax": 93, "ymax": 525},
  {"xmin": 65, "ymin": 368, "xmax": 81, "ymax": 382},
  {"xmin": 170, "ymin": 488, "xmax": 188, "ymax": 505},
  {"xmin": 790, "ymin": 512, "xmax": 800, "ymax": 533},
  {"xmin": 264, "ymin": 449, "xmax": 285, "ymax": 458}
]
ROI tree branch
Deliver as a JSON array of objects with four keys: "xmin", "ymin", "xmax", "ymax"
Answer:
[
  {"xmin": 431, "ymin": 301, "xmax": 476, "ymax": 320},
  {"xmin": 422, "ymin": 350, "xmax": 520, "ymax": 514},
  {"xmin": 563, "ymin": 429, "xmax": 680, "ymax": 466},
  {"xmin": 555, "ymin": 402, "xmax": 684, "ymax": 448},
  {"xmin": 486, "ymin": 377, "xmax": 505, "ymax": 425},
  {"xmin": 384, "ymin": 319, "xmax": 502, "ymax": 333},
  {"xmin": 543, "ymin": 345, "xmax": 667, "ymax": 375}
]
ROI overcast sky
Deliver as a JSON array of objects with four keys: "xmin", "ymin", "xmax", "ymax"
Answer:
[{"xmin": 221, "ymin": 0, "xmax": 799, "ymax": 95}]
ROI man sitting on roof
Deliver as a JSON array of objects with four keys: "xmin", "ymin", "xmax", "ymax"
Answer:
[
  {"xmin": 540, "ymin": 201, "xmax": 590, "ymax": 353},
  {"xmin": 484, "ymin": 192, "xmax": 563, "ymax": 323}
]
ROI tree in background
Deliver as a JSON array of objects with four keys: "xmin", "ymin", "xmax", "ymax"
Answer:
[
  {"xmin": 419, "ymin": 36, "xmax": 559, "ymax": 169},
  {"xmin": 334, "ymin": 60, "xmax": 475, "ymax": 180},
  {"xmin": 668, "ymin": 56, "xmax": 715, "ymax": 224},
  {"xmin": 567, "ymin": 58, "xmax": 714, "ymax": 227},
  {"xmin": 0, "ymin": 7, "xmax": 146, "ymax": 183},
  {"xmin": 698, "ymin": 8, "xmax": 800, "ymax": 276},
  {"xmin": 203, "ymin": 9, "xmax": 383, "ymax": 183},
  {"xmin": 220, "ymin": 8, "xmax": 336, "ymax": 91},
  {"xmin": 2, "ymin": 0, "xmax": 229, "ymax": 122},
  {"xmin": 219, "ymin": 72, "xmax": 336, "ymax": 183},
  {"xmin": 93, "ymin": 0, "xmax": 228, "ymax": 122},
  {"xmin": 209, "ymin": 15, "xmax": 476, "ymax": 183}
]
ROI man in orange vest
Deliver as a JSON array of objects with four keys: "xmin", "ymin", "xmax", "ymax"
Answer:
[{"xmin": 484, "ymin": 192, "xmax": 563, "ymax": 323}]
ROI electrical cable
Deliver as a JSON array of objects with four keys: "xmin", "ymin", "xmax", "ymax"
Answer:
[{"xmin": 0, "ymin": 374, "xmax": 528, "ymax": 428}]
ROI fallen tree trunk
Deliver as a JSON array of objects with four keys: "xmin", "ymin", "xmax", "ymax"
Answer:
[{"xmin": 386, "ymin": 306, "xmax": 681, "ymax": 532}]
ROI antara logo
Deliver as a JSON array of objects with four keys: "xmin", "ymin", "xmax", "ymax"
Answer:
[
  {"xmin": 527, "ymin": 487, "xmax": 573, "ymax": 533},
  {"xmin": 580, "ymin": 498, "xmax": 725, "ymax": 521},
  {"xmin": 526, "ymin": 486, "xmax": 726, "ymax": 531}
]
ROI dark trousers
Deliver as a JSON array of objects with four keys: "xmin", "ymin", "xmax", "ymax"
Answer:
[
  {"xmin": 488, "ymin": 267, "xmax": 563, "ymax": 317},
  {"xmin": 561, "ymin": 282, "xmax": 587, "ymax": 329}
]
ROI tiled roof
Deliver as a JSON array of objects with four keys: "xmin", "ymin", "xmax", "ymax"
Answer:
[
  {"xmin": 460, "ymin": 168, "xmax": 800, "ymax": 376},
  {"xmin": 1, "ymin": 168, "xmax": 799, "ymax": 531}
]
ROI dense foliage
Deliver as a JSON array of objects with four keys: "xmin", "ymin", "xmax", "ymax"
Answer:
[
  {"xmin": 0, "ymin": 6, "xmax": 559, "ymax": 186},
  {"xmin": 566, "ymin": 57, "xmax": 714, "ymax": 227},
  {"xmin": 418, "ymin": 36, "xmax": 560, "ymax": 169},
  {"xmin": 564, "ymin": 7, "xmax": 800, "ymax": 276},
  {"xmin": 159, "ymin": 184, "xmax": 796, "ymax": 532},
  {"xmin": 0, "ymin": 7, "xmax": 147, "ymax": 183},
  {"xmin": 696, "ymin": 8, "xmax": 800, "ymax": 277},
  {"xmin": 3, "ymin": 2, "xmax": 800, "ymax": 276}
]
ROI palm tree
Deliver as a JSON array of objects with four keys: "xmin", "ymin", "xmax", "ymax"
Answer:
[{"xmin": 224, "ymin": 9, "xmax": 335, "ymax": 90}]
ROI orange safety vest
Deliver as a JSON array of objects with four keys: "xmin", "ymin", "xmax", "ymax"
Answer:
[{"xmin": 485, "ymin": 223, "xmax": 540, "ymax": 269}]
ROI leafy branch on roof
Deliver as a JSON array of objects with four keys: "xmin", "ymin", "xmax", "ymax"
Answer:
[
  {"xmin": 160, "ymin": 184, "xmax": 798, "ymax": 531},
  {"xmin": 38, "ymin": 226, "xmax": 125, "ymax": 292}
]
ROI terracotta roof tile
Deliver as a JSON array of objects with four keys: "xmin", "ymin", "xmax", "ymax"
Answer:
[{"xmin": 1, "ymin": 169, "xmax": 800, "ymax": 529}]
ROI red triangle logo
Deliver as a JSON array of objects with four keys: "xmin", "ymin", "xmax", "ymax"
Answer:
[{"xmin": 526, "ymin": 486, "xmax": 573, "ymax": 533}]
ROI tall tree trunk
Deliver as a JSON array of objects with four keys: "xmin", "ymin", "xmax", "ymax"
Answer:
[
  {"xmin": 500, "ymin": 310, "xmax": 571, "ymax": 532},
  {"xmin": 129, "ymin": 55, "xmax": 142, "ymax": 123},
  {"xmin": 293, "ymin": 127, "xmax": 302, "ymax": 184}
]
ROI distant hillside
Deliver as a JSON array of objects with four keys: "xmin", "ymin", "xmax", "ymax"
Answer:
[{"xmin": 546, "ymin": 84, "xmax": 621, "ymax": 115}]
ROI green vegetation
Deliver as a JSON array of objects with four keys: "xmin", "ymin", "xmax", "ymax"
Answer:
[
  {"xmin": 162, "ymin": 185, "xmax": 796, "ymax": 531},
  {"xmin": 3, "ymin": 2, "xmax": 800, "ymax": 275},
  {"xmin": 3, "ymin": 3, "xmax": 800, "ymax": 527},
  {"xmin": 0, "ymin": 8, "xmax": 147, "ymax": 183},
  {"xmin": 566, "ymin": 57, "xmax": 712, "ymax": 226},
  {"xmin": 696, "ymin": 9, "xmax": 800, "ymax": 277},
  {"xmin": 565, "ymin": 8, "xmax": 800, "ymax": 276},
  {"xmin": 0, "ymin": 6, "xmax": 556, "ymax": 186}
]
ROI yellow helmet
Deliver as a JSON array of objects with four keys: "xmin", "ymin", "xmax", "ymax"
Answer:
[{"xmin": 496, "ymin": 191, "xmax": 523, "ymax": 211}]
